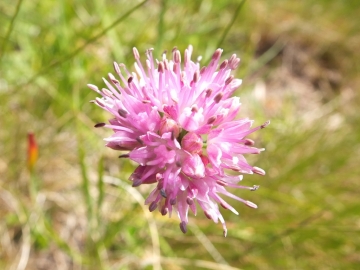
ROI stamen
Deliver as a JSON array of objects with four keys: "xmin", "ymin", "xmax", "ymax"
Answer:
[
  {"xmin": 160, "ymin": 189, "xmax": 167, "ymax": 198},
  {"xmin": 118, "ymin": 109, "xmax": 128, "ymax": 118},
  {"xmin": 220, "ymin": 202, "xmax": 228, "ymax": 210},
  {"xmin": 220, "ymin": 60, "xmax": 228, "ymax": 69},
  {"xmin": 149, "ymin": 202, "xmax": 158, "ymax": 212},
  {"xmin": 161, "ymin": 207, "xmax": 168, "ymax": 216},
  {"xmin": 95, "ymin": 98, "xmax": 105, "ymax": 107},
  {"xmin": 225, "ymin": 75, "xmax": 234, "ymax": 85},
  {"xmin": 132, "ymin": 47, "xmax": 140, "ymax": 60},
  {"xmin": 118, "ymin": 154, "xmax": 129, "ymax": 158},
  {"xmin": 216, "ymin": 179, "xmax": 228, "ymax": 186},
  {"xmin": 127, "ymin": 76, "xmax": 133, "ymax": 84},
  {"xmin": 102, "ymin": 88, "xmax": 113, "ymax": 97},
  {"xmin": 184, "ymin": 48, "xmax": 189, "ymax": 66},
  {"xmin": 261, "ymin": 120, "xmax": 270, "ymax": 128},
  {"xmin": 228, "ymin": 54, "xmax": 236, "ymax": 65},
  {"xmin": 87, "ymin": 84, "xmax": 100, "ymax": 93},
  {"xmin": 170, "ymin": 198, "xmax": 176, "ymax": 205},
  {"xmin": 244, "ymin": 139, "xmax": 255, "ymax": 146},
  {"xmin": 207, "ymin": 116, "xmax": 216, "ymax": 124},
  {"xmin": 204, "ymin": 211, "xmax": 212, "ymax": 220},
  {"xmin": 94, "ymin": 123, "xmax": 106, "ymax": 128},
  {"xmin": 180, "ymin": 221, "xmax": 187, "ymax": 234},
  {"xmin": 252, "ymin": 167, "xmax": 265, "ymax": 175},
  {"xmin": 158, "ymin": 61, "xmax": 164, "ymax": 73},
  {"xmin": 214, "ymin": 92, "xmax": 223, "ymax": 103},
  {"xmin": 245, "ymin": 201, "xmax": 258, "ymax": 209},
  {"xmin": 191, "ymin": 105, "xmax": 198, "ymax": 113},
  {"xmin": 250, "ymin": 185, "xmax": 260, "ymax": 191},
  {"xmin": 186, "ymin": 198, "xmax": 193, "ymax": 205},
  {"xmin": 212, "ymin": 48, "xmax": 223, "ymax": 61},
  {"xmin": 110, "ymin": 78, "xmax": 120, "ymax": 86},
  {"xmin": 113, "ymin": 62, "xmax": 121, "ymax": 74},
  {"xmin": 192, "ymin": 70, "xmax": 200, "ymax": 83},
  {"xmin": 205, "ymin": 89, "xmax": 213, "ymax": 98},
  {"xmin": 163, "ymin": 59, "xmax": 169, "ymax": 70},
  {"xmin": 173, "ymin": 50, "xmax": 181, "ymax": 64},
  {"xmin": 229, "ymin": 56, "xmax": 240, "ymax": 70},
  {"xmin": 132, "ymin": 178, "xmax": 142, "ymax": 187}
]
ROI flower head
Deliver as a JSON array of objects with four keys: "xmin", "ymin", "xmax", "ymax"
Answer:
[{"xmin": 89, "ymin": 46, "xmax": 268, "ymax": 236}]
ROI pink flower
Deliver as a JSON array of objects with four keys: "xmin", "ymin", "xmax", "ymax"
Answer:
[{"xmin": 89, "ymin": 46, "xmax": 268, "ymax": 236}]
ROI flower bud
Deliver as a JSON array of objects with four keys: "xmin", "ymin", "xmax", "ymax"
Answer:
[
  {"xmin": 27, "ymin": 133, "xmax": 38, "ymax": 173},
  {"xmin": 182, "ymin": 154, "xmax": 205, "ymax": 178},
  {"xmin": 159, "ymin": 118, "xmax": 180, "ymax": 138},
  {"xmin": 181, "ymin": 132, "xmax": 203, "ymax": 154}
]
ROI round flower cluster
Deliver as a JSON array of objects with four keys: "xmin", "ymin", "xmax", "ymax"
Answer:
[{"xmin": 88, "ymin": 46, "xmax": 268, "ymax": 236}]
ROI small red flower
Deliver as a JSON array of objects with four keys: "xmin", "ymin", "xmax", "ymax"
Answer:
[{"xmin": 27, "ymin": 133, "xmax": 38, "ymax": 172}]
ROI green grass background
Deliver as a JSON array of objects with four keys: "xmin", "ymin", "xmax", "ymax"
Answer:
[{"xmin": 1, "ymin": 0, "xmax": 359, "ymax": 269}]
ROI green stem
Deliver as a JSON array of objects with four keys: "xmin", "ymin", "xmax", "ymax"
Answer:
[
  {"xmin": 216, "ymin": 0, "xmax": 246, "ymax": 49},
  {"xmin": 0, "ymin": 0, "xmax": 24, "ymax": 63}
]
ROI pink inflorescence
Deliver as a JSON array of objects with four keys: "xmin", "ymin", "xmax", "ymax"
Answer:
[{"xmin": 88, "ymin": 46, "xmax": 269, "ymax": 236}]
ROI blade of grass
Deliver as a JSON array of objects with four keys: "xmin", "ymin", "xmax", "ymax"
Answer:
[
  {"xmin": 246, "ymin": 38, "xmax": 286, "ymax": 77},
  {"xmin": 16, "ymin": 223, "xmax": 30, "ymax": 270},
  {"xmin": 155, "ymin": 0, "xmax": 167, "ymax": 52},
  {"xmin": 190, "ymin": 223, "xmax": 228, "ymax": 265},
  {"xmin": 42, "ymin": 218, "xmax": 85, "ymax": 264},
  {"xmin": 0, "ymin": 0, "xmax": 24, "ymax": 63},
  {"xmin": 103, "ymin": 175, "xmax": 161, "ymax": 270},
  {"xmin": 76, "ymin": 125, "xmax": 105, "ymax": 268},
  {"xmin": 216, "ymin": 0, "xmax": 246, "ymax": 50},
  {"xmin": 160, "ymin": 257, "xmax": 241, "ymax": 270},
  {"xmin": 14, "ymin": 0, "xmax": 148, "ymax": 89},
  {"xmin": 77, "ymin": 138, "xmax": 93, "ymax": 225},
  {"xmin": 97, "ymin": 155, "xmax": 104, "ymax": 212},
  {"xmin": 239, "ymin": 210, "xmax": 325, "ymax": 260}
]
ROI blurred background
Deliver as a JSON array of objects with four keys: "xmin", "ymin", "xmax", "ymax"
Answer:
[{"xmin": 1, "ymin": 0, "xmax": 359, "ymax": 269}]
